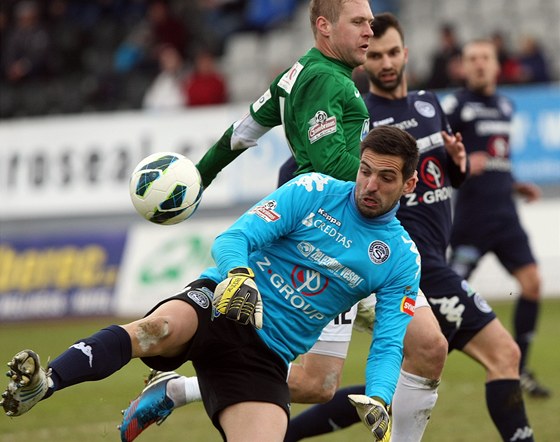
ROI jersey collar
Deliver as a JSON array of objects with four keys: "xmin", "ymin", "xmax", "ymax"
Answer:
[{"xmin": 349, "ymin": 189, "xmax": 400, "ymax": 224}]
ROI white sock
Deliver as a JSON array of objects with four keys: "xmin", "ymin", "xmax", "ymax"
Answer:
[
  {"xmin": 391, "ymin": 369, "xmax": 440, "ymax": 442},
  {"xmin": 166, "ymin": 376, "xmax": 201, "ymax": 408}
]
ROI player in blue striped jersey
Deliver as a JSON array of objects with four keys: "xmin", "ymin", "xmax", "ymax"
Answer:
[{"xmin": 443, "ymin": 39, "xmax": 550, "ymax": 398}]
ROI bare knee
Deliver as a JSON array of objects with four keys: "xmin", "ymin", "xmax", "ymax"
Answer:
[
  {"xmin": 486, "ymin": 339, "xmax": 521, "ymax": 379},
  {"xmin": 315, "ymin": 371, "xmax": 340, "ymax": 403},
  {"xmin": 515, "ymin": 264, "xmax": 541, "ymax": 300},
  {"xmin": 402, "ymin": 309, "xmax": 448, "ymax": 379},
  {"xmin": 464, "ymin": 321, "xmax": 522, "ymax": 380},
  {"xmin": 404, "ymin": 331, "xmax": 448, "ymax": 379},
  {"xmin": 137, "ymin": 317, "xmax": 171, "ymax": 350},
  {"xmin": 288, "ymin": 356, "xmax": 343, "ymax": 403},
  {"xmin": 124, "ymin": 316, "xmax": 173, "ymax": 357}
]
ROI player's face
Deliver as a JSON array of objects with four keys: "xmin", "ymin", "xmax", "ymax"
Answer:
[
  {"xmin": 462, "ymin": 42, "xmax": 500, "ymax": 93},
  {"xmin": 363, "ymin": 27, "xmax": 408, "ymax": 92},
  {"xmin": 355, "ymin": 150, "xmax": 412, "ymax": 218},
  {"xmin": 329, "ymin": 0, "xmax": 374, "ymax": 67}
]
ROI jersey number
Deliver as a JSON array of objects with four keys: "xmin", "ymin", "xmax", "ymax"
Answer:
[{"xmin": 333, "ymin": 310, "xmax": 352, "ymax": 325}]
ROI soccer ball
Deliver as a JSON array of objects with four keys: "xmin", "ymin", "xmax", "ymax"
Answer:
[{"xmin": 129, "ymin": 152, "xmax": 203, "ymax": 225}]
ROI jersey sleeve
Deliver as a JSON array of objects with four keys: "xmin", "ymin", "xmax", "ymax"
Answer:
[
  {"xmin": 440, "ymin": 93, "xmax": 462, "ymax": 132},
  {"xmin": 435, "ymin": 93, "xmax": 469, "ymax": 188},
  {"xmin": 196, "ymin": 111, "xmax": 274, "ymax": 188},
  {"xmin": 195, "ymin": 125, "xmax": 246, "ymax": 188},
  {"xmin": 364, "ymin": 235, "xmax": 420, "ymax": 404},
  {"xmin": 250, "ymin": 73, "xmax": 285, "ymax": 128},
  {"xmin": 210, "ymin": 174, "xmax": 325, "ymax": 276},
  {"xmin": 291, "ymin": 74, "xmax": 361, "ymax": 181}
]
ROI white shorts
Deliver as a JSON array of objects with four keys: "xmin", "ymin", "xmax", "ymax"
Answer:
[{"xmin": 308, "ymin": 291, "xmax": 429, "ymax": 359}]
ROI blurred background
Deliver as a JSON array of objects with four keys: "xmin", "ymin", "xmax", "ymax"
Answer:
[
  {"xmin": 0, "ymin": 0, "xmax": 559, "ymax": 321},
  {"xmin": 0, "ymin": 2, "xmax": 559, "ymax": 441}
]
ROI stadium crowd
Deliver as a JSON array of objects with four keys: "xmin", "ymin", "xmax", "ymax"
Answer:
[{"xmin": 0, "ymin": 0, "xmax": 556, "ymax": 119}]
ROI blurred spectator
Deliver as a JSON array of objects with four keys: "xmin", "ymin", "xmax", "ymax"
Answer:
[
  {"xmin": 142, "ymin": 44, "xmax": 187, "ymax": 110},
  {"xmin": 114, "ymin": 0, "xmax": 189, "ymax": 74},
  {"xmin": 491, "ymin": 31, "xmax": 524, "ymax": 84},
  {"xmin": 197, "ymin": 0, "xmax": 248, "ymax": 56},
  {"xmin": 518, "ymin": 35, "xmax": 551, "ymax": 83},
  {"xmin": 2, "ymin": 1, "xmax": 51, "ymax": 83},
  {"xmin": 46, "ymin": 0, "xmax": 87, "ymax": 75},
  {"xmin": 426, "ymin": 23, "xmax": 462, "ymax": 89},
  {"xmin": 244, "ymin": 0, "xmax": 298, "ymax": 32},
  {"xmin": 183, "ymin": 49, "xmax": 228, "ymax": 106}
]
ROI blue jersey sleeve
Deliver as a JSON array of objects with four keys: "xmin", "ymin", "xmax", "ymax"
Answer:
[
  {"xmin": 365, "ymin": 235, "xmax": 420, "ymax": 403},
  {"xmin": 210, "ymin": 173, "xmax": 329, "ymax": 278}
]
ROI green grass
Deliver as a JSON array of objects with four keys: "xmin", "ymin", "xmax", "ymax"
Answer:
[{"xmin": 1, "ymin": 299, "xmax": 559, "ymax": 442}]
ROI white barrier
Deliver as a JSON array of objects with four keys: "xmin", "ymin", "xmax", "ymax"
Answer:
[
  {"xmin": 469, "ymin": 199, "xmax": 560, "ymax": 299},
  {"xmin": 114, "ymin": 217, "xmax": 232, "ymax": 317},
  {"xmin": 0, "ymin": 106, "xmax": 291, "ymax": 220}
]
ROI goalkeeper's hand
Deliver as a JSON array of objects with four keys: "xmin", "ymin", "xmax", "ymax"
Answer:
[
  {"xmin": 348, "ymin": 394, "xmax": 391, "ymax": 441},
  {"xmin": 213, "ymin": 267, "xmax": 263, "ymax": 329}
]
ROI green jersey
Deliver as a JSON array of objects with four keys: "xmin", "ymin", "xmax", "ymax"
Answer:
[{"xmin": 196, "ymin": 47, "xmax": 370, "ymax": 187}]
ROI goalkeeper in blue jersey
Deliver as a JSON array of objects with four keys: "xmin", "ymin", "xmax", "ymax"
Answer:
[{"xmin": 2, "ymin": 125, "xmax": 421, "ymax": 441}]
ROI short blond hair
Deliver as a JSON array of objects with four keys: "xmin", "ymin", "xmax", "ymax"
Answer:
[
  {"xmin": 462, "ymin": 39, "xmax": 498, "ymax": 59},
  {"xmin": 309, "ymin": 0, "xmax": 350, "ymax": 37}
]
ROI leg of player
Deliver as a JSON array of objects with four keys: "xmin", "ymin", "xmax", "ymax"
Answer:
[
  {"xmin": 220, "ymin": 401, "xmax": 288, "ymax": 442},
  {"xmin": 462, "ymin": 318, "xmax": 534, "ymax": 442},
  {"xmin": 286, "ymin": 299, "xmax": 446, "ymax": 442},
  {"xmin": 284, "ymin": 384, "xmax": 364, "ymax": 442},
  {"xmin": 120, "ymin": 351, "xmax": 345, "ymax": 442},
  {"xmin": 119, "ymin": 370, "xmax": 201, "ymax": 442},
  {"xmin": 288, "ymin": 353, "xmax": 346, "ymax": 404},
  {"xmin": 512, "ymin": 263, "xmax": 551, "ymax": 398},
  {"xmin": 1, "ymin": 300, "xmax": 197, "ymax": 417},
  {"xmin": 391, "ymin": 304, "xmax": 447, "ymax": 441}
]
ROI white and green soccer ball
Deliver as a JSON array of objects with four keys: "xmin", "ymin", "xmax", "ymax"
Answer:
[{"xmin": 129, "ymin": 152, "xmax": 203, "ymax": 225}]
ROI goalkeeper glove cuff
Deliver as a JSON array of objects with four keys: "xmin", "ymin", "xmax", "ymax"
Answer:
[
  {"xmin": 348, "ymin": 394, "xmax": 391, "ymax": 441},
  {"xmin": 213, "ymin": 267, "xmax": 263, "ymax": 329}
]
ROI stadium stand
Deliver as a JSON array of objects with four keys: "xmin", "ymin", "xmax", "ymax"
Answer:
[{"xmin": 0, "ymin": 0, "xmax": 558, "ymax": 118}]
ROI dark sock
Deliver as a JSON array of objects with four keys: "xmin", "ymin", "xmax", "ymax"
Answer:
[
  {"xmin": 486, "ymin": 380, "xmax": 534, "ymax": 442},
  {"xmin": 47, "ymin": 325, "xmax": 132, "ymax": 394},
  {"xmin": 513, "ymin": 297, "xmax": 539, "ymax": 371},
  {"xmin": 284, "ymin": 385, "xmax": 364, "ymax": 442}
]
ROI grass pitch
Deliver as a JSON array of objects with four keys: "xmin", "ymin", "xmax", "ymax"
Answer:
[{"xmin": 1, "ymin": 298, "xmax": 559, "ymax": 442}]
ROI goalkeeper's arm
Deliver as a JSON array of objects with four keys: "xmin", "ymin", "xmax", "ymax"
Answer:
[
  {"xmin": 213, "ymin": 267, "xmax": 263, "ymax": 329},
  {"xmin": 348, "ymin": 394, "xmax": 391, "ymax": 441}
]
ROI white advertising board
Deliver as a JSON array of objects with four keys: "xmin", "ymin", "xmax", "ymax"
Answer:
[
  {"xmin": 0, "ymin": 105, "xmax": 291, "ymax": 220},
  {"xmin": 114, "ymin": 217, "xmax": 235, "ymax": 317}
]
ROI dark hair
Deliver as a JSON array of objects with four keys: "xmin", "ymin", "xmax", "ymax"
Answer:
[
  {"xmin": 371, "ymin": 12, "xmax": 405, "ymax": 43},
  {"xmin": 360, "ymin": 126, "xmax": 418, "ymax": 179}
]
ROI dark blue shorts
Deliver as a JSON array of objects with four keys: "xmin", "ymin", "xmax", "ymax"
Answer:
[
  {"xmin": 450, "ymin": 211, "xmax": 536, "ymax": 279},
  {"xmin": 420, "ymin": 257, "xmax": 496, "ymax": 351},
  {"xmin": 141, "ymin": 279, "xmax": 290, "ymax": 439}
]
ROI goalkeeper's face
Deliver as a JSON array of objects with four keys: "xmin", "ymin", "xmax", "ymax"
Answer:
[{"xmin": 354, "ymin": 150, "xmax": 415, "ymax": 218}]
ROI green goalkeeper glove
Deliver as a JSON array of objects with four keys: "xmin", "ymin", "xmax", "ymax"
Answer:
[
  {"xmin": 348, "ymin": 394, "xmax": 392, "ymax": 441},
  {"xmin": 213, "ymin": 267, "xmax": 263, "ymax": 329}
]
